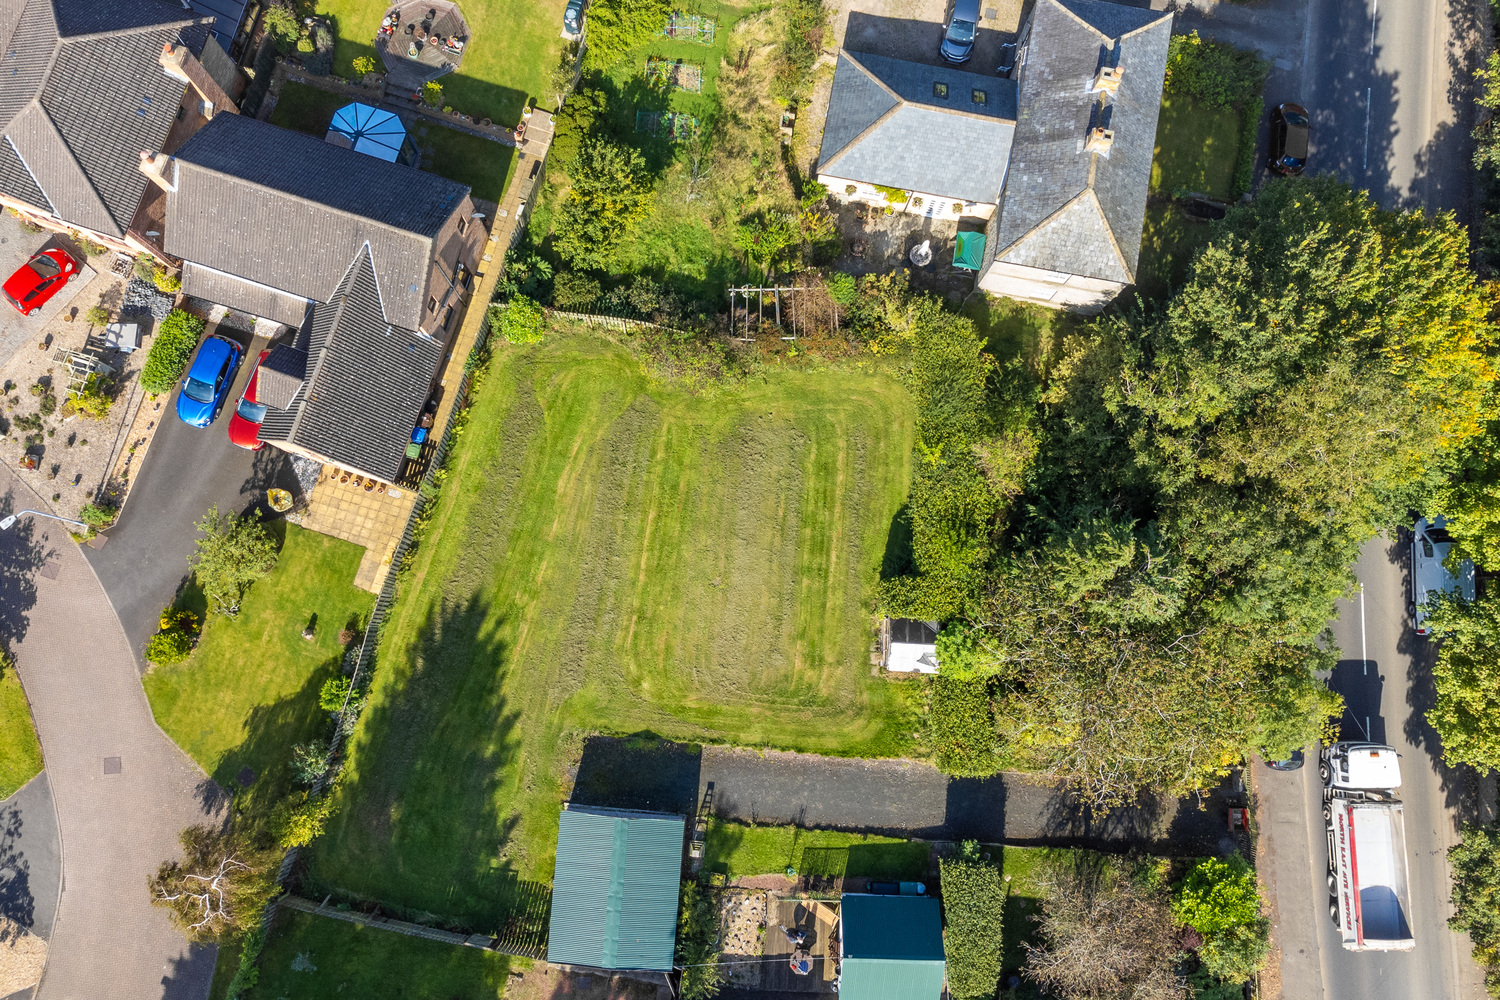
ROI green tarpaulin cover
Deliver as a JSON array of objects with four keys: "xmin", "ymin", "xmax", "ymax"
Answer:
[{"xmin": 954, "ymin": 231, "xmax": 986, "ymax": 271}]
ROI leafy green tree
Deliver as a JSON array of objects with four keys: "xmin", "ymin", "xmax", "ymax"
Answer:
[
  {"xmin": 319, "ymin": 676, "xmax": 352, "ymax": 712},
  {"xmin": 551, "ymin": 84, "xmax": 609, "ymax": 166},
  {"xmin": 583, "ymin": 0, "xmax": 672, "ymax": 70},
  {"xmin": 1449, "ymin": 824, "xmax": 1500, "ymax": 994},
  {"xmin": 289, "ymin": 740, "xmax": 329, "ymax": 786},
  {"xmin": 141, "ymin": 310, "xmax": 205, "ymax": 395},
  {"xmin": 1164, "ymin": 31, "xmax": 1268, "ymax": 109},
  {"xmin": 261, "ymin": 4, "xmax": 300, "ymax": 53},
  {"xmin": 1423, "ymin": 595, "xmax": 1500, "ymax": 771},
  {"xmin": 553, "ymin": 139, "xmax": 652, "ymax": 271},
  {"xmin": 272, "ymin": 793, "xmax": 337, "ymax": 848},
  {"xmin": 189, "ymin": 505, "xmax": 278, "ymax": 618},
  {"xmin": 734, "ymin": 212, "xmax": 799, "ymax": 276},
  {"xmin": 491, "ymin": 295, "xmax": 545, "ymax": 345},
  {"xmin": 676, "ymin": 881, "xmax": 724, "ymax": 1000},
  {"xmin": 144, "ymin": 630, "xmax": 192, "ymax": 666},
  {"xmin": 1474, "ymin": 53, "xmax": 1500, "ymax": 172},
  {"xmin": 941, "ymin": 842, "xmax": 1003, "ymax": 1000},
  {"xmin": 1196, "ymin": 919, "xmax": 1270, "ymax": 983},
  {"xmin": 934, "ymin": 623, "xmax": 1000, "ymax": 681},
  {"xmin": 1172, "ymin": 856, "xmax": 1260, "ymax": 935}
]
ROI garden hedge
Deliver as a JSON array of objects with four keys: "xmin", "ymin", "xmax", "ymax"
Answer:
[
  {"xmin": 140, "ymin": 309, "xmax": 204, "ymax": 395},
  {"xmin": 940, "ymin": 850, "xmax": 1004, "ymax": 1000}
]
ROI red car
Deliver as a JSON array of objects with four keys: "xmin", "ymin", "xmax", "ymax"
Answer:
[
  {"xmin": 228, "ymin": 349, "xmax": 272, "ymax": 449},
  {"xmin": 4, "ymin": 247, "xmax": 79, "ymax": 315}
]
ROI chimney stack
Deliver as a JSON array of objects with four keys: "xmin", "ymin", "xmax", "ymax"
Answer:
[
  {"xmin": 138, "ymin": 150, "xmax": 178, "ymax": 192},
  {"xmin": 1091, "ymin": 64, "xmax": 1124, "ymax": 95},
  {"xmin": 1084, "ymin": 127, "xmax": 1114, "ymax": 155}
]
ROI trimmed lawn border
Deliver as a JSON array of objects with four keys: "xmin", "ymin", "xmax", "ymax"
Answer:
[
  {"xmin": 0, "ymin": 664, "xmax": 42, "ymax": 800},
  {"xmin": 703, "ymin": 818, "xmax": 931, "ymax": 881}
]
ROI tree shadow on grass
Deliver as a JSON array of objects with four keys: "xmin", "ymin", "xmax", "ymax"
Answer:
[
  {"xmin": 214, "ymin": 654, "xmax": 345, "ymax": 841},
  {"xmin": 307, "ymin": 594, "xmax": 540, "ymax": 940}
]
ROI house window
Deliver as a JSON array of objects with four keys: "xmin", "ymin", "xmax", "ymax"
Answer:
[
  {"xmin": 443, "ymin": 305, "xmax": 455, "ymax": 329},
  {"xmin": 428, "ymin": 296, "xmax": 437, "ymax": 313},
  {"xmin": 457, "ymin": 217, "xmax": 467, "ymax": 235},
  {"xmin": 972, "ymin": 89, "xmax": 986, "ymax": 105},
  {"xmin": 933, "ymin": 82, "xmax": 949, "ymax": 99}
]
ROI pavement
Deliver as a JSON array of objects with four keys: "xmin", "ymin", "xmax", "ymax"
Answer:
[
  {"xmin": 83, "ymin": 323, "xmax": 297, "ymax": 660},
  {"xmin": 0, "ymin": 464, "xmax": 225, "ymax": 1000},
  {"xmin": 0, "ymin": 774, "xmax": 60, "ymax": 947}
]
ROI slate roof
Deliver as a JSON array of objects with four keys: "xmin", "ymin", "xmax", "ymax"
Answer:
[
  {"xmin": 257, "ymin": 246, "xmax": 445, "ymax": 482},
  {"xmin": 990, "ymin": 0, "xmax": 1171, "ymax": 282},
  {"xmin": 0, "ymin": 0, "xmax": 208, "ymax": 236},
  {"xmin": 840, "ymin": 895, "xmax": 946, "ymax": 1000},
  {"xmin": 186, "ymin": 0, "xmax": 247, "ymax": 50},
  {"xmin": 818, "ymin": 50, "xmax": 1016, "ymax": 204},
  {"xmin": 165, "ymin": 113, "xmax": 470, "ymax": 332},
  {"xmin": 255, "ymin": 344, "xmax": 307, "ymax": 410},
  {"xmin": 547, "ymin": 806, "xmax": 685, "ymax": 972}
]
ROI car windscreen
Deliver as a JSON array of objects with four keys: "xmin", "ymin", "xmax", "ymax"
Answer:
[
  {"xmin": 945, "ymin": 18, "xmax": 975, "ymax": 42},
  {"xmin": 236, "ymin": 398, "xmax": 269, "ymax": 423},
  {"xmin": 183, "ymin": 377, "xmax": 216, "ymax": 404},
  {"xmin": 29, "ymin": 255, "xmax": 60, "ymax": 278}
]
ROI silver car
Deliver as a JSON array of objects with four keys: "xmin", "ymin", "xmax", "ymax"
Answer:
[{"xmin": 1410, "ymin": 515, "xmax": 1475, "ymax": 636}]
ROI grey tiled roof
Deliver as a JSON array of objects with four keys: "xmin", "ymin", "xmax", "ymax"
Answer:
[
  {"xmin": 0, "ymin": 0, "xmax": 205, "ymax": 236},
  {"xmin": 819, "ymin": 51, "xmax": 1018, "ymax": 205},
  {"xmin": 258, "ymin": 248, "xmax": 443, "ymax": 481},
  {"xmin": 998, "ymin": 191, "xmax": 1130, "ymax": 282},
  {"xmin": 166, "ymin": 113, "xmax": 471, "ymax": 332},
  {"xmin": 256, "ymin": 344, "xmax": 307, "ymax": 410},
  {"xmin": 182, "ymin": 262, "xmax": 311, "ymax": 326},
  {"xmin": 992, "ymin": 0, "xmax": 1170, "ymax": 282}
]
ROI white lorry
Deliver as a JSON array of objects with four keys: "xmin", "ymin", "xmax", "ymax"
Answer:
[{"xmin": 1320, "ymin": 742, "xmax": 1415, "ymax": 952}]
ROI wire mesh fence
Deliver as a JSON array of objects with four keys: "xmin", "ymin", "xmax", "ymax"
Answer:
[{"xmin": 660, "ymin": 12, "xmax": 716, "ymax": 43}]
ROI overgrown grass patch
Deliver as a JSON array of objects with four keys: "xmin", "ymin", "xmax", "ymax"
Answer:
[
  {"xmin": 144, "ymin": 526, "xmax": 374, "ymax": 831},
  {"xmin": 0, "ymin": 665, "xmax": 41, "ymax": 799},
  {"xmin": 703, "ymin": 819, "xmax": 930, "ymax": 880},
  {"xmin": 309, "ymin": 331, "xmax": 916, "ymax": 930},
  {"xmin": 1150, "ymin": 94, "xmax": 1241, "ymax": 200},
  {"xmin": 1134, "ymin": 202, "xmax": 1214, "ymax": 302},
  {"xmin": 317, "ymin": 0, "xmax": 569, "ymax": 126},
  {"xmin": 268, "ymin": 80, "xmax": 348, "ymax": 137},
  {"xmin": 410, "ymin": 122, "xmax": 516, "ymax": 203},
  {"xmin": 242, "ymin": 908, "xmax": 512, "ymax": 999}
]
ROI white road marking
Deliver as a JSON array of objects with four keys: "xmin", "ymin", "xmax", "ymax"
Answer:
[
  {"xmin": 1363, "ymin": 87, "xmax": 1371, "ymax": 171},
  {"xmin": 1360, "ymin": 587, "xmax": 1367, "ymax": 674},
  {"xmin": 1370, "ymin": 0, "xmax": 1377, "ymax": 55}
]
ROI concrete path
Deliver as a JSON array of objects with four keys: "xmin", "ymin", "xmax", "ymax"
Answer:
[{"xmin": 0, "ymin": 465, "xmax": 223, "ymax": 1000}]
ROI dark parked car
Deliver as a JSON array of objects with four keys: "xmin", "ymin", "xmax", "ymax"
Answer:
[
  {"xmin": 3, "ymin": 247, "xmax": 78, "ymax": 316},
  {"xmin": 563, "ymin": 0, "xmax": 585, "ymax": 36},
  {"xmin": 940, "ymin": 0, "xmax": 981, "ymax": 64},
  {"xmin": 176, "ymin": 334, "xmax": 244, "ymax": 428},
  {"xmin": 1266, "ymin": 749, "xmax": 1305, "ymax": 771},
  {"xmin": 1268, "ymin": 102, "xmax": 1310, "ymax": 175}
]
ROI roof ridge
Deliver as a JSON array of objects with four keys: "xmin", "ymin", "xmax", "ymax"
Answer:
[
  {"xmin": 1044, "ymin": 0, "xmax": 1113, "ymax": 44},
  {"xmin": 819, "ymin": 102, "xmax": 903, "ymax": 175},
  {"xmin": 55, "ymin": 14, "xmax": 201, "ymax": 43},
  {"xmin": 15, "ymin": 101, "xmax": 115, "ymax": 230},
  {"xmin": 1082, "ymin": 185, "xmax": 1133, "ymax": 280}
]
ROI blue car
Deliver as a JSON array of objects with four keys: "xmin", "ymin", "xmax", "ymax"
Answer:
[{"xmin": 175, "ymin": 334, "xmax": 244, "ymax": 428}]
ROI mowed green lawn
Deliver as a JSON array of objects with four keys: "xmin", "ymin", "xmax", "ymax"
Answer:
[
  {"xmin": 704, "ymin": 819, "xmax": 930, "ymax": 880},
  {"xmin": 0, "ymin": 664, "xmax": 42, "ymax": 799},
  {"xmin": 243, "ymin": 909, "xmax": 511, "ymax": 1000},
  {"xmin": 317, "ymin": 0, "xmax": 568, "ymax": 126},
  {"xmin": 144, "ymin": 527, "xmax": 374, "ymax": 826},
  {"xmin": 309, "ymin": 333, "xmax": 916, "ymax": 929}
]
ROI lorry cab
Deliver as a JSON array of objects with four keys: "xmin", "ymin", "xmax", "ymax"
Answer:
[{"xmin": 1320, "ymin": 742, "xmax": 1401, "ymax": 795}]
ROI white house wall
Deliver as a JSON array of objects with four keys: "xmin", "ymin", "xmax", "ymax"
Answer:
[
  {"xmin": 979, "ymin": 260, "xmax": 1124, "ymax": 314},
  {"xmin": 820, "ymin": 175, "xmax": 997, "ymax": 222}
]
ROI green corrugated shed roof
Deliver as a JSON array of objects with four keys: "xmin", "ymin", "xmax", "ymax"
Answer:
[
  {"xmin": 840, "ymin": 895, "xmax": 945, "ymax": 1000},
  {"xmin": 546, "ymin": 806, "xmax": 685, "ymax": 971}
]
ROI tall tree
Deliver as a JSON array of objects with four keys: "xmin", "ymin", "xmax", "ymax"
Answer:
[
  {"xmin": 1423, "ymin": 595, "xmax": 1500, "ymax": 771},
  {"xmin": 190, "ymin": 505, "xmax": 278, "ymax": 617},
  {"xmin": 148, "ymin": 825, "xmax": 277, "ymax": 943},
  {"xmin": 553, "ymin": 139, "xmax": 652, "ymax": 272}
]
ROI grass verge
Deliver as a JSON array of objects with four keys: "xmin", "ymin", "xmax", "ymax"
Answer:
[
  {"xmin": 144, "ymin": 526, "xmax": 374, "ymax": 829},
  {"xmin": 0, "ymin": 664, "xmax": 42, "ymax": 799},
  {"xmin": 308, "ymin": 331, "xmax": 917, "ymax": 930},
  {"xmin": 703, "ymin": 818, "xmax": 930, "ymax": 880},
  {"xmin": 317, "ymin": 0, "xmax": 568, "ymax": 126},
  {"xmin": 242, "ymin": 909, "xmax": 512, "ymax": 999}
]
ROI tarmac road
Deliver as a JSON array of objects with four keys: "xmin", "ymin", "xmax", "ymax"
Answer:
[{"xmin": 1258, "ymin": 538, "xmax": 1489, "ymax": 1000}]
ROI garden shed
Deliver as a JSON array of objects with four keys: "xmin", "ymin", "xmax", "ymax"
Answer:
[
  {"xmin": 546, "ymin": 805, "xmax": 686, "ymax": 972},
  {"xmin": 837, "ymin": 894, "xmax": 946, "ymax": 1000}
]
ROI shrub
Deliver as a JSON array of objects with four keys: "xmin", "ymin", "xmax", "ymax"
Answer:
[
  {"xmin": 68, "ymin": 374, "xmax": 112, "ymax": 420},
  {"xmin": 133, "ymin": 254, "xmax": 157, "ymax": 282},
  {"xmin": 352, "ymin": 55, "xmax": 375, "ymax": 76},
  {"xmin": 1172, "ymin": 855, "xmax": 1261, "ymax": 935},
  {"xmin": 319, "ymin": 676, "xmax": 351, "ymax": 712},
  {"xmin": 491, "ymin": 295, "xmax": 545, "ymax": 345},
  {"xmin": 152, "ymin": 267, "xmax": 181, "ymax": 294},
  {"xmin": 84, "ymin": 306, "xmax": 110, "ymax": 327},
  {"xmin": 68, "ymin": 229, "xmax": 106, "ymax": 256},
  {"xmin": 927, "ymin": 676, "xmax": 1000, "ymax": 777},
  {"xmin": 1449, "ymin": 824, "xmax": 1500, "ymax": 991},
  {"xmin": 289, "ymin": 740, "xmax": 329, "ymax": 786},
  {"xmin": 1197, "ymin": 918, "xmax": 1271, "ymax": 982},
  {"xmin": 422, "ymin": 81, "xmax": 443, "ymax": 107},
  {"xmin": 1231, "ymin": 95, "xmax": 1264, "ymax": 198},
  {"xmin": 79, "ymin": 502, "xmax": 118, "ymax": 528},
  {"xmin": 272, "ymin": 794, "xmax": 337, "ymax": 848},
  {"xmin": 552, "ymin": 271, "xmax": 601, "ymax": 309},
  {"xmin": 583, "ymin": 0, "xmax": 672, "ymax": 70},
  {"xmin": 827, "ymin": 271, "xmax": 858, "ymax": 306},
  {"xmin": 140, "ymin": 309, "xmax": 204, "ymax": 395},
  {"xmin": 262, "ymin": 5, "xmax": 300, "ymax": 52},
  {"xmin": 935, "ymin": 623, "xmax": 1001, "ymax": 681},
  {"xmin": 296, "ymin": 34, "xmax": 314, "ymax": 53},
  {"xmin": 941, "ymin": 843, "xmax": 1003, "ymax": 1000},
  {"xmin": 145, "ymin": 630, "xmax": 193, "ymax": 665},
  {"xmin": 676, "ymin": 881, "xmax": 724, "ymax": 1000},
  {"xmin": 159, "ymin": 608, "xmax": 197, "ymax": 633},
  {"xmin": 1165, "ymin": 32, "xmax": 1269, "ymax": 110}
]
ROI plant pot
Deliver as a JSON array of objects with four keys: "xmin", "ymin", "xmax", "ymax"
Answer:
[{"xmin": 364, "ymin": 481, "xmax": 375, "ymax": 492}]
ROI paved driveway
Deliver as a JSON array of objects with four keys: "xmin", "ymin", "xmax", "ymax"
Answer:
[
  {"xmin": 84, "ymin": 324, "xmax": 297, "ymax": 660},
  {"xmin": 0, "ymin": 464, "xmax": 223, "ymax": 1000},
  {"xmin": 833, "ymin": 0, "xmax": 1023, "ymax": 71},
  {"xmin": 0, "ymin": 773, "xmax": 61, "ymax": 947}
]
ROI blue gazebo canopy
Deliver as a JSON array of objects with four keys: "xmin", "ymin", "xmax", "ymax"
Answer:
[{"xmin": 326, "ymin": 102, "xmax": 410, "ymax": 163}]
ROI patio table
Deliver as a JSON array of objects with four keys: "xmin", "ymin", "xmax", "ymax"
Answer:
[{"xmin": 103, "ymin": 321, "xmax": 141, "ymax": 353}]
